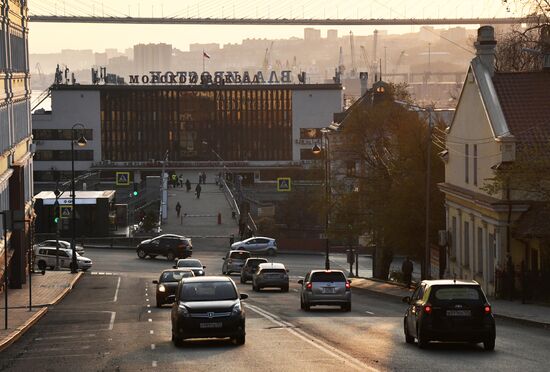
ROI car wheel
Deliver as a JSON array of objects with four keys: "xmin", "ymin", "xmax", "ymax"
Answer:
[
  {"xmin": 166, "ymin": 251, "xmax": 176, "ymax": 261},
  {"xmin": 267, "ymin": 248, "xmax": 275, "ymax": 256},
  {"xmin": 149, "ymin": 255, "xmax": 157, "ymax": 259},
  {"xmin": 483, "ymin": 338, "xmax": 495, "ymax": 351},
  {"xmin": 300, "ymin": 297, "xmax": 305, "ymax": 310},
  {"xmin": 156, "ymin": 301, "xmax": 163, "ymax": 308},
  {"xmin": 172, "ymin": 333, "xmax": 184, "ymax": 347},
  {"xmin": 342, "ymin": 302, "xmax": 351, "ymax": 312},
  {"xmin": 137, "ymin": 249, "xmax": 146, "ymax": 259},
  {"xmin": 234, "ymin": 333, "xmax": 246, "ymax": 346},
  {"xmin": 303, "ymin": 302, "xmax": 310, "ymax": 311},
  {"xmin": 404, "ymin": 320, "xmax": 414, "ymax": 344},
  {"xmin": 282, "ymin": 285, "xmax": 289, "ymax": 292},
  {"xmin": 49, "ymin": 266, "xmax": 55, "ymax": 270},
  {"xmin": 37, "ymin": 260, "xmax": 47, "ymax": 271},
  {"xmin": 417, "ymin": 326, "xmax": 429, "ymax": 349},
  {"xmin": 253, "ymin": 284, "xmax": 259, "ymax": 292}
]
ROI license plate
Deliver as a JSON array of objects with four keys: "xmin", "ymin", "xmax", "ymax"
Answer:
[
  {"xmin": 446, "ymin": 310, "xmax": 471, "ymax": 316},
  {"xmin": 322, "ymin": 287, "xmax": 336, "ymax": 294},
  {"xmin": 200, "ymin": 322, "xmax": 222, "ymax": 329}
]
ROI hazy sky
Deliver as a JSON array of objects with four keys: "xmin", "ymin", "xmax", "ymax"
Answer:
[{"xmin": 28, "ymin": 0, "xmax": 521, "ymax": 54}]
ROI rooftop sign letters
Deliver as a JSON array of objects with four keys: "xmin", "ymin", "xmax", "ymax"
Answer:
[{"xmin": 128, "ymin": 70, "xmax": 294, "ymax": 86}]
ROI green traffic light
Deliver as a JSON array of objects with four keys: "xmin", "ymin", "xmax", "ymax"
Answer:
[
  {"xmin": 54, "ymin": 217, "xmax": 59, "ymax": 224},
  {"xmin": 133, "ymin": 191, "xmax": 138, "ymax": 196}
]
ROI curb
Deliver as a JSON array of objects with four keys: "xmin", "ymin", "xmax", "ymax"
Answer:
[
  {"xmin": 492, "ymin": 313, "xmax": 550, "ymax": 329},
  {"xmin": 0, "ymin": 307, "xmax": 48, "ymax": 352}
]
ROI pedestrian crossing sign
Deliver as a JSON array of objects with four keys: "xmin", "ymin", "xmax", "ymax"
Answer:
[
  {"xmin": 277, "ymin": 177, "xmax": 291, "ymax": 192},
  {"xmin": 60, "ymin": 205, "xmax": 72, "ymax": 219},
  {"xmin": 116, "ymin": 172, "xmax": 130, "ymax": 186}
]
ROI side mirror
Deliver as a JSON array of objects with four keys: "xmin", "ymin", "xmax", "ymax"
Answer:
[
  {"xmin": 402, "ymin": 296, "xmax": 411, "ymax": 304},
  {"xmin": 297, "ymin": 279, "xmax": 304, "ymax": 285},
  {"xmin": 240, "ymin": 293, "xmax": 249, "ymax": 300},
  {"xmin": 286, "ymin": 269, "xmax": 290, "ymax": 273},
  {"xmin": 222, "ymin": 258, "xmax": 226, "ymax": 260},
  {"xmin": 152, "ymin": 280, "xmax": 158, "ymax": 284},
  {"xmin": 172, "ymin": 265, "xmax": 177, "ymax": 269},
  {"xmin": 203, "ymin": 265, "xmax": 206, "ymax": 269}
]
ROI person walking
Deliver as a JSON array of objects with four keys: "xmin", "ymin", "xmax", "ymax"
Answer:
[
  {"xmin": 179, "ymin": 174, "xmax": 184, "ymax": 188},
  {"xmin": 202, "ymin": 171, "xmax": 207, "ymax": 184},
  {"xmin": 195, "ymin": 183, "xmax": 202, "ymax": 199},
  {"xmin": 185, "ymin": 179, "xmax": 191, "ymax": 192},
  {"xmin": 175, "ymin": 202, "xmax": 182, "ymax": 218},
  {"xmin": 402, "ymin": 257, "xmax": 414, "ymax": 289},
  {"xmin": 198, "ymin": 172, "xmax": 202, "ymax": 185}
]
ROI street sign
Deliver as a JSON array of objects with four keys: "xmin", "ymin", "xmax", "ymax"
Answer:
[
  {"xmin": 60, "ymin": 205, "xmax": 72, "ymax": 219},
  {"xmin": 115, "ymin": 171, "xmax": 130, "ymax": 186},
  {"xmin": 277, "ymin": 177, "xmax": 291, "ymax": 192}
]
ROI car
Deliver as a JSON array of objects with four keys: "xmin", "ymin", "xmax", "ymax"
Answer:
[
  {"xmin": 240, "ymin": 257, "xmax": 269, "ymax": 284},
  {"xmin": 221, "ymin": 250, "xmax": 251, "ymax": 275},
  {"xmin": 298, "ymin": 270, "xmax": 351, "ymax": 311},
  {"xmin": 402, "ymin": 279, "xmax": 496, "ymax": 350},
  {"xmin": 252, "ymin": 262, "xmax": 289, "ymax": 292},
  {"xmin": 34, "ymin": 246, "xmax": 93, "ymax": 272},
  {"xmin": 174, "ymin": 258, "xmax": 206, "ymax": 276},
  {"xmin": 34, "ymin": 240, "xmax": 85, "ymax": 256},
  {"xmin": 153, "ymin": 269, "xmax": 195, "ymax": 307},
  {"xmin": 230, "ymin": 237, "xmax": 277, "ymax": 256},
  {"xmin": 170, "ymin": 276, "xmax": 248, "ymax": 346},
  {"xmin": 136, "ymin": 234, "xmax": 192, "ymax": 261}
]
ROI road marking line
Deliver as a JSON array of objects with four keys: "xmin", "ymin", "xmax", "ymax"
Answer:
[
  {"xmin": 151, "ymin": 344, "xmax": 156, "ymax": 350},
  {"xmin": 113, "ymin": 277, "xmax": 121, "ymax": 302},
  {"xmin": 146, "ymin": 299, "xmax": 149, "ymax": 302},
  {"xmin": 150, "ymin": 330, "xmax": 154, "ymax": 334},
  {"xmin": 109, "ymin": 311, "xmax": 116, "ymax": 330},
  {"xmin": 365, "ymin": 311, "xmax": 375, "ymax": 315},
  {"xmin": 152, "ymin": 361, "xmax": 157, "ymax": 367},
  {"xmin": 148, "ymin": 318, "xmax": 152, "ymax": 322},
  {"xmin": 148, "ymin": 310, "xmax": 151, "ymax": 314},
  {"xmin": 35, "ymin": 334, "xmax": 95, "ymax": 341},
  {"xmin": 246, "ymin": 304, "xmax": 379, "ymax": 372},
  {"xmin": 147, "ymin": 304, "xmax": 151, "ymax": 308}
]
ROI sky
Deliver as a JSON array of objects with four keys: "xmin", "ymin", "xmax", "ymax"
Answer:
[{"xmin": 27, "ymin": 0, "xmax": 522, "ymax": 54}]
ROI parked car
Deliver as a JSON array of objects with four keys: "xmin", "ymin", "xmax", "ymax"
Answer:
[
  {"xmin": 153, "ymin": 269, "xmax": 195, "ymax": 307},
  {"xmin": 402, "ymin": 279, "xmax": 496, "ymax": 350},
  {"xmin": 34, "ymin": 246, "xmax": 93, "ymax": 271},
  {"xmin": 170, "ymin": 276, "xmax": 248, "ymax": 346},
  {"xmin": 230, "ymin": 237, "xmax": 277, "ymax": 256},
  {"xmin": 174, "ymin": 258, "xmax": 206, "ymax": 276},
  {"xmin": 136, "ymin": 234, "xmax": 192, "ymax": 261},
  {"xmin": 252, "ymin": 262, "xmax": 289, "ymax": 292},
  {"xmin": 34, "ymin": 240, "xmax": 85, "ymax": 255},
  {"xmin": 240, "ymin": 257, "xmax": 268, "ymax": 284},
  {"xmin": 298, "ymin": 270, "xmax": 351, "ymax": 311},
  {"xmin": 222, "ymin": 250, "xmax": 251, "ymax": 275}
]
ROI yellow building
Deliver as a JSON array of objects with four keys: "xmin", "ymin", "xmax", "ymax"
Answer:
[
  {"xmin": 1, "ymin": 0, "xmax": 34, "ymax": 289},
  {"xmin": 439, "ymin": 26, "xmax": 550, "ymax": 297}
]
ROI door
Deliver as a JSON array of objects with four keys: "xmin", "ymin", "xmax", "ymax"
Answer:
[
  {"xmin": 407, "ymin": 286, "xmax": 422, "ymax": 336},
  {"xmin": 149, "ymin": 239, "xmax": 161, "ymax": 255},
  {"xmin": 254, "ymin": 238, "xmax": 270, "ymax": 252},
  {"xmin": 245, "ymin": 239, "xmax": 259, "ymax": 252}
]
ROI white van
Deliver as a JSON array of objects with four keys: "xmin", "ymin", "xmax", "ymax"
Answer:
[{"xmin": 34, "ymin": 246, "xmax": 93, "ymax": 271}]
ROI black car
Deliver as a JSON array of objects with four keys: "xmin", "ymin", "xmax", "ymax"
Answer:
[
  {"xmin": 403, "ymin": 280, "xmax": 496, "ymax": 350},
  {"xmin": 153, "ymin": 269, "xmax": 195, "ymax": 307},
  {"xmin": 170, "ymin": 276, "xmax": 248, "ymax": 346},
  {"xmin": 136, "ymin": 234, "xmax": 192, "ymax": 261},
  {"xmin": 174, "ymin": 258, "xmax": 206, "ymax": 276},
  {"xmin": 240, "ymin": 257, "xmax": 268, "ymax": 283}
]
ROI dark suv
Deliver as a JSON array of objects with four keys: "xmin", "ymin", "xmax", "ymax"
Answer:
[
  {"xmin": 240, "ymin": 257, "xmax": 268, "ymax": 283},
  {"xmin": 136, "ymin": 234, "xmax": 192, "ymax": 261},
  {"xmin": 403, "ymin": 280, "xmax": 496, "ymax": 350}
]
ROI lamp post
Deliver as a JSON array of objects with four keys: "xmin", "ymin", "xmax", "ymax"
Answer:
[
  {"xmin": 312, "ymin": 128, "xmax": 330, "ymax": 270},
  {"xmin": 70, "ymin": 123, "xmax": 87, "ymax": 273}
]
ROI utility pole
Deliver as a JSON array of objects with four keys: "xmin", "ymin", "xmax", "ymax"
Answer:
[{"xmin": 424, "ymin": 108, "xmax": 433, "ymax": 280}]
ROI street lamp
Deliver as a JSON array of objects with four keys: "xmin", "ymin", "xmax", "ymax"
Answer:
[
  {"xmin": 70, "ymin": 123, "xmax": 87, "ymax": 273},
  {"xmin": 313, "ymin": 128, "xmax": 330, "ymax": 270}
]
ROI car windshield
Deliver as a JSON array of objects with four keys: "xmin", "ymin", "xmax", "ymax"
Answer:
[
  {"xmin": 247, "ymin": 259, "xmax": 267, "ymax": 267},
  {"xmin": 180, "ymin": 281, "xmax": 237, "ymax": 302},
  {"xmin": 310, "ymin": 272, "xmax": 346, "ymax": 282},
  {"xmin": 433, "ymin": 286, "xmax": 481, "ymax": 301},
  {"xmin": 177, "ymin": 260, "xmax": 202, "ymax": 268},
  {"xmin": 230, "ymin": 251, "xmax": 250, "ymax": 260},
  {"xmin": 161, "ymin": 271, "xmax": 193, "ymax": 282}
]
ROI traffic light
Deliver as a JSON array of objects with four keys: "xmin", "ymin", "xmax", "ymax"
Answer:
[
  {"xmin": 132, "ymin": 182, "xmax": 138, "ymax": 197},
  {"xmin": 53, "ymin": 201, "xmax": 60, "ymax": 224}
]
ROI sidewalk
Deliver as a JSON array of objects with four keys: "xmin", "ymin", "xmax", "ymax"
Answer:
[
  {"xmin": 0, "ymin": 270, "xmax": 83, "ymax": 352},
  {"xmin": 351, "ymin": 277, "xmax": 550, "ymax": 328}
]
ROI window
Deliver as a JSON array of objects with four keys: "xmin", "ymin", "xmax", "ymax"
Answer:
[
  {"xmin": 464, "ymin": 221, "xmax": 470, "ymax": 267},
  {"xmin": 451, "ymin": 216, "xmax": 457, "ymax": 259},
  {"xmin": 33, "ymin": 129, "xmax": 93, "ymax": 141},
  {"xmin": 180, "ymin": 281, "xmax": 237, "ymax": 301},
  {"xmin": 488, "ymin": 234, "xmax": 495, "ymax": 283},
  {"xmin": 433, "ymin": 286, "xmax": 481, "ymax": 301},
  {"xmin": 346, "ymin": 160, "xmax": 356, "ymax": 177},
  {"xmin": 300, "ymin": 128, "xmax": 322, "ymax": 139},
  {"xmin": 473, "ymin": 145, "xmax": 478, "ymax": 186},
  {"xmin": 465, "ymin": 144, "xmax": 469, "ymax": 184},
  {"xmin": 34, "ymin": 150, "xmax": 94, "ymax": 161},
  {"xmin": 310, "ymin": 272, "xmax": 346, "ymax": 282},
  {"xmin": 477, "ymin": 227, "xmax": 484, "ymax": 273}
]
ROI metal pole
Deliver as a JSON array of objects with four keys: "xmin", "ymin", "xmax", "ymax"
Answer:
[
  {"xmin": 70, "ymin": 132, "xmax": 78, "ymax": 273},
  {"xmin": 3, "ymin": 212, "xmax": 8, "ymax": 329},
  {"xmin": 424, "ymin": 109, "xmax": 433, "ymax": 279},
  {"xmin": 28, "ymin": 218, "xmax": 32, "ymax": 311},
  {"xmin": 324, "ymin": 131, "xmax": 330, "ymax": 270}
]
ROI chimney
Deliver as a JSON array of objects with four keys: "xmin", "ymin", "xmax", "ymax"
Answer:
[
  {"xmin": 541, "ymin": 25, "xmax": 550, "ymax": 71},
  {"xmin": 475, "ymin": 26, "xmax": 497, "ymax": 76}
]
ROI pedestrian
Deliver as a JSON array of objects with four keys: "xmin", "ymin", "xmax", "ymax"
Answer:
[
  {"xmin": 195, "ymin": 183, "xmax": 202, "ymax": 199},
  {"xmin": 198, "ymin": 172, "xmax": 202, "ymax": 184},
  {"xmin": 202, "ymin": 171, "xmax": 207, "ymax": 184},
  {"xmin": 185, "ymin": 179, "xmax": 191, "ymax": 192},
  {"xmin": 179, "ymin": 175, "xmax": 184, "ymax": 188},
  {"xmin": 175, "ymin": 202, "xmax": 181, "ymax": 218},
  {"xmin": 402, "ymin": 256, "xmax": 413, "ymax": 289}
]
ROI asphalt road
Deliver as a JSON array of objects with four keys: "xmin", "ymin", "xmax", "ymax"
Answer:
[{"xmin": 1, "ymin": 248, "xmax": 549, "ymax": 371}]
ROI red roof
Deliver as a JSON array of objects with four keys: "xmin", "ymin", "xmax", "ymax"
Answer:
[{"xmin": 492, "ymin": 72, "xmax": 550, "ymax": 145}]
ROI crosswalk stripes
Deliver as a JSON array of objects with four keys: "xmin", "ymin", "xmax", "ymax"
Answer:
[{"xmin": 90, "ymin": 272, "xmax": 119, "ymax": 276}]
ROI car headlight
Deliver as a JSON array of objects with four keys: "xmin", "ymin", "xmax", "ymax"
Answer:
[
  {"xmin": 197, "ymin": 270, "xmax": 203, "ymax": 275},
  {"xmin": 178, "ymin": 303, "xmax": 190, "ymax": 317},
  {"xmin": 158, "ymin": 284, "xmax": 166, "ymax": 293},
  {"xmin": 232, "ymin": 302, "xmax": 242, "ymax": 315}
]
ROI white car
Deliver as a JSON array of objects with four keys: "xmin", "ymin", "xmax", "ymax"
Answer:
[
  {"xmin": 34, "ymin": 246, "xmax": 93, "ymax": 271},
  {"xmin": 231, "ymin": 237, "xmax": 277, "ymax": 256},
  {"xmin": 34, "ymin": 240, "xmax": 85, "ymax": 255}
]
